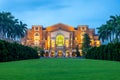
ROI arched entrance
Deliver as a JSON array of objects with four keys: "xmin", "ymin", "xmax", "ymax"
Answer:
[
  {"xmin": 44, "ymin": 52, "xmax": 49, "ymax": 57},
  {"xmin": 66, "ymin": 50, "xmax": 70, "ymax": 57},
  {"xmin": 56, "ymin": 34, "xmax": 64, "ymax": 57},
  {"xmin": 50, "ymin": 51, "xmax": 55, "ymax": 57},
  {"xmin": 72, "ymin": 52, "xmax": 76, "ymax": 57},
  {"xmin": 58, "ymin": 50, "xmax": 63, "ymax": 57}
]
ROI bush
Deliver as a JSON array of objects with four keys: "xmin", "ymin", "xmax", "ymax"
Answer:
[
  {"xmin": 85, "ymin": 43, "xmax": 120, "ymax": 61},
  {"xmin": 0, "ymin": 40, "xmax": 39, "ymax": 62}
]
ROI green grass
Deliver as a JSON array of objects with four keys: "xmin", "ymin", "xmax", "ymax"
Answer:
[{"xmin": 0, "ymin": 58, "xmax": 120, "ymax": 80}]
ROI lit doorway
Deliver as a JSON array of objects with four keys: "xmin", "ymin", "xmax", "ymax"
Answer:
[
  {"xmin": 58, "ymin": 50, "xmax": 63, "ymax": 57},
  {"xmin": 44, "ymin": 52, "xmax": 49, "ymax": 57},
  {"xmin": 66, "ymin": 51, "xmax": 70, "ymax": 57},
  {"xmin": 72, "ymin": 52, "xmax": 76, "ymax": 57},
  {"xmin": 50, "ymin": 51, "xmax": 55, "ymax": 57}
]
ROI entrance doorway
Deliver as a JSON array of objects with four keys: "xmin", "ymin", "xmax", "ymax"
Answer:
[
  {"xmin": 44, "ymin": 52, "xmax": 49, "ymax": 57},
  {"xmin": 72, "ymin": 52, "xmax": 76, "ymax": 57},
  {"xmin": 50, "ymin": 51, "xmax": 55, "ymax": 57},
  {"xmin": 58, "ymin": 50, "xmax": 63, "ymax": 57},
  {"xmin": 66, "ymin": 51, "xmax": 70, "ymax": 57}
]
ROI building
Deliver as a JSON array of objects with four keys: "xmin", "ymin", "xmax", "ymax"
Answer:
[{"xmin": 21, "ymin": 23, "xmax": 100, "ymax": 57}]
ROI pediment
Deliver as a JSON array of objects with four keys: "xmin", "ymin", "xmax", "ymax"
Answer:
[{"xmin": 46, "ymin": 23, "xmax": 74, "ymax": 32}]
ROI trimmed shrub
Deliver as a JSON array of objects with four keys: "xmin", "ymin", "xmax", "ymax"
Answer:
[
  {"xmin": 0, "ymin": 40, "xmax": 39, "ymax": 62},
  {"xmin": 85, "ymin": 43, "xmax": 120, "ymax": 61}
]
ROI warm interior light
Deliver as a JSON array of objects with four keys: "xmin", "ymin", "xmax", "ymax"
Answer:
[
  {"xmin": 48, "ymin": 36, "xmax": 50, "ymax": 48},
  {"xmin": 65, "ymin": 40, "xmax": 69, "ymax": 47},
  {"xmin": 51, "ymin": 40, "xmax": 55, "ymax": 48},
  {"xmin": 56, "ymin": 35, "xmax": 64, "ymax": 46}
]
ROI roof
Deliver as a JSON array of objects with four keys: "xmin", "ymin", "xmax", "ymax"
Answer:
[{"xmin": 46, "ymin": 23, "xmax": 75, "ymax": 32}]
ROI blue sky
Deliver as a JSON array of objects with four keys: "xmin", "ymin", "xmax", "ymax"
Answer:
[{"xmin": 0, "ymin": 0, "xmax": 120, "ymax": 29}]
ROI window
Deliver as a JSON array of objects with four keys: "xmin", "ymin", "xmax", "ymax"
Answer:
[
  {"xmin": 34, "ymin": 27, "xmax": 39, "ymax": 31},
  {"xmin": 34, "ymin": 40, "xmax": 39, "ymax": 46},
  {"xmin": 65, "ymin": 40, "xmax": 69, "ymax": 48},
  {"xmin": 34, "ymin": 33, "xmax": 40, "ymax": 40},
  {"xmin": 56, "ymin": 35, "xmax": 64, "ymax": 46},
  {"xmin": 82, "ymin": 27, "xmax": 84, "ymax": 30},
  {"xmin": 51, "ymin": 40, "xmax": 55, "ymax": 48},
  {"xmin": 34, "ymin": 33, "xmax": 39, "ymax": 36}
]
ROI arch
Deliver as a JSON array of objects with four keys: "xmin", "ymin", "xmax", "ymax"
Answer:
[
  {"xmin": 50, "ymin": 51, "xmax": 55, "ymax": 57},
  {"xmin": 34, "ymin": 32, "xmax": 40, "ymax": 40},
  {"xmin": 56, "ymin": 34, "xmax": 64, "ymax": 46},
  {"xmin": 34, "ymin": 32, "xmax": 40, "ymax": 46},
  {"xmin": 34, "ymin": 32, "xmax": 39, "ymax": 36},
  {"xmin": 66, "ymin": 50, "xmax": 70, "ymax": 57},
  {"xmin": 57, "ymin": 50, "xmax": 63, "ymax": 57}
]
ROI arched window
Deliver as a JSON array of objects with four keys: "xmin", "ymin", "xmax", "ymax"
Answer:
[
  {"xmin": 34, "ymin": 32, "xmax": 40, "ymax": 40},
  {"xmin": 34, "ymin": 27, "xmax": 39, "ymax": 31},
  {"xmin": 34, "ymin": 33, "xmax": 39, "ymax": 36},
  {"xmin": 56, "ymin": 34, "xmax": 64, "ymax": 46}
]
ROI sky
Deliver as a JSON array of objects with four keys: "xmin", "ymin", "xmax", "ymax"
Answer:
[{"xmin": 0, "ymin": 0, "xmax": 120, "ymax": 30}]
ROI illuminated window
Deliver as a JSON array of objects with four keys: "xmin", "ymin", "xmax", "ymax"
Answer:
[
  {"xmin": 34, "ymin": 33, "xmax": 40, "ymax": 40},
  {"xmin": 82, "ymin": 27, "xmax": 84, "ymax": 30},
  {"xmin": 65, "ymin": 40, "xmax": 69, "ymax": 47},
  {"xmin": 56, "ymin": 35, "xmax": 64, "ymax": 46},
  {"xmin": 51, "ymin": 40, "xmax": 55, "ymax": 48},
  {"xmin": 34, "ymin": 33, "xmax": 39, "ymax": 36},
  {"xmin": 75, "ymin": 37, "xmax": 77, "ymax": 40},
  {"xmin": 34, "ymin": 27, "xmax": 39, "ymax": 31},
  {"xmin": 34, "ymin": 40, "xmax": 39, "ymax": 46}
]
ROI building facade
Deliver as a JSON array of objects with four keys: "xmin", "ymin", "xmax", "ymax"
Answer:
[{"xmin": 21, "ymin": 23, "xmax": 100, "ymax": 57}]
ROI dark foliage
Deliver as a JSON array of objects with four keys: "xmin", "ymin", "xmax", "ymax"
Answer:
[
  {"xmin": 97, "ymin": 15, "xmax": 120, "ymax": 43},
  {"xmin": 85, "ymin": 43, "xmax": 120, "ymax": 61},
  {"xmin": 33, "ymin": 46, "xmax": 45, "ymax": 57},
  {"xmin": 82, "ymin": 33, "xmax": 91, "ymax": 49},
  {"xmin": 76, "ymin": 45, "xmax": 80, "ymax": 57},
  {"xmin": 0, "ymin": 11, "xmax": 27, "ymax": 41},
  {"xmin": 82, "ymin": 33, "xmax": 91, "ymax": 56},
  {"xmin": 0, "ymin": 40, "xmax": 39, "ymax": 62}
]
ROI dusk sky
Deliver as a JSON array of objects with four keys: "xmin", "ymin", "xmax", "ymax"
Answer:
[{"xmin": 0, "ymin": 0, "xmax": 120, "ymax": 29}]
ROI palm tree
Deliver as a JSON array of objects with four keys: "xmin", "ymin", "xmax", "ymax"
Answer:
[
  {"xmin": 82, "ymin": 33, "xmax": 91, "ymax": 48},
  {"xmin": 106, "ymin": 21, "xmax": 113, "ymax": 43},
  {"xmin": 82, "ymin": 33, "xmax": 91, "ymax": 56},
  {"xmin": 109, "ymin": 15, "xmax": 120, "ymax": 42},
  {"xmin": 97, "ymin": 24, "xmax": 108, "ymax": 42},
  {"xmin": 19, "ymin": 21, "xmax": 27, "ymax": 38},
  {"xmin": 0, "ymin": 11, "xmax": 27, "ymax": 42},
  {"xmin": 97, "ymin": 15, "xmax": 120, "ymax": 43},
  {"xmin": 1, "ymin": 12, "xmax": 14, "ymax": 39}
]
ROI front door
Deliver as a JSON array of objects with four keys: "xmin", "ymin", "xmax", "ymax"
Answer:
[
  {"xmin": 50, "ymin": 51, "xmax": 55, "ymax": 57},
  {"xmin": 58, "ymin": 50, "xmax": 63, "ymax": 57},
  {"xmin": 66, "ymin": 51, "xmax": 70, "ymax": 57}
]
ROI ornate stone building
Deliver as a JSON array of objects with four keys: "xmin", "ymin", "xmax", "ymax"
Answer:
[{"xmin": 21, "ymin": 23, "xmax": 100, "ymax": 57}]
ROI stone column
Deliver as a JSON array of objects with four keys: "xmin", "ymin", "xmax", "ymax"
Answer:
[
  {"xmin": 70, "ymin": 52, "xmax": 72, "ymax": 57},
  {"xmin": 63, "ymin": 51, "xmax": 65, "ymax": 57},
  {"xmin": 55, "ymin": 51, "xmax": 57, "ymax": 57},
  {"xmin": 49, "ymin": 50, "xmax": 51, "ymax": 57}
]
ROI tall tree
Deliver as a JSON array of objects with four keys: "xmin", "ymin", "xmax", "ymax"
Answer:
[
  {"xmin": 0, "ymin": 11, "xmax": 27, "ymax": 41},
  {"xmin": 0, "ymin": 12, "xmax": 14, "ymax": 39},
  {"xmin": 82, "ymin": 33, "xmax": 91, "ymax": 56},
  {"xmin": 97, "ymin": 15, "xmax": 120, "ymax": 43},
  {"xmin": 76, "ymin": 45, "xmax": 80, "ymax": 57},
  {"xmin": 82, "ymin": 33, "xmax": 91, "ymax": 49}
]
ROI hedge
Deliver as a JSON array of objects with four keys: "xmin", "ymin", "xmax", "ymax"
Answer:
[
  {"xmin": 0, "ymin": 40, "xmax": 39, "ymax": 62},
  {"xmin": 85, "ymin": 43, "xmax": 120, "ymax": 61}
]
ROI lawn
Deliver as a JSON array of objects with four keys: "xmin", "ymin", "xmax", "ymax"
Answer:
[{"xmin": 0, "ymin": 58, "xmax": 120, "ymax": 80}]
